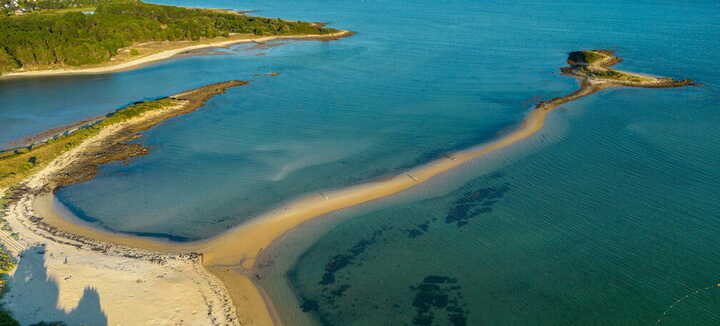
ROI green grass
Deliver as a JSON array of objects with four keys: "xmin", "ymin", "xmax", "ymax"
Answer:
[
  {"xmin": 568, "ymin": 50, "xmax": 609, "ymax": 65},
  {"xmin": 0, "ymin": 98, "xmax": 177, "ymax": 190},
  {"xmin": 0, "ymin": 244, "xmax": 17, "ymax": 326},
  {"xmin": 36, "ymin": 6, "xmax": 96, "ymax": 15},
  {"xmin": 581, "ymin": 50, "xmax": 606, "ymax": 64},
  {"xmin": 0, "ymin": 249, "xmax": 13, "ymax": 285},
  {"xmin": 588, "ymin": 68, "xmax": 647, "ymax": 82}
]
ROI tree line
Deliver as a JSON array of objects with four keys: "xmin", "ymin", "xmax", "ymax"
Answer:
[{"xmin": 0, "ymin": 0, "xmax": 336, "ymax": 73}]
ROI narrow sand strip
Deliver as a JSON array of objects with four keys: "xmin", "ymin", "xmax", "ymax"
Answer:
[
  {"xmin": 23, "ymin": 80, "xmax": 609, "ymax": 326},
  {"xmin": 2, "ymin": 51, "xmax": 693, "ymax": 325}
]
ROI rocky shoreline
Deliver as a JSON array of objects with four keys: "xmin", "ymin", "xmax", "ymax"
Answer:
[{"xmin": 0, "ymin": 81, "xmax": 248, "ymax": 325}]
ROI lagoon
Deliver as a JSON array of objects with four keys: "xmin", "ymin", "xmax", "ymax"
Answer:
[{"xmin": 1, "ymin": 0, "xmax": 719, "ymax": 324}]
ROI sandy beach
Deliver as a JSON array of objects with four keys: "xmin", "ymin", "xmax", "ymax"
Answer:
[
  {"xmin": 0, "ymin": 51, "xmax": 693, "ymax": 325},
  {"xmin": 0, "ymin": 79, "xmax": 607, "ymax": 326},
  {"xmin": 0, "ymin": 83, "xmax": 252, "ymax": 325},
  {"xmin": 0, "ymin": 30, "xmax": 352, "ymax": 80},
  {"xmin": 0, "ymin": 191, "xmax": 240, "ymax": 325}
]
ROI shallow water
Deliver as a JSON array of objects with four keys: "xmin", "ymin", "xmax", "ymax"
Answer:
[
  {"xmin": 289, "ymin": 87, "xmax": 720, "ymax": 325},
  {"xmin": 38, "ymin": 0, "xmax": 588, "ymax": 239},
  {"xmin": 1, "ymin": 0, "xmax": 719, "ymax": 324}
]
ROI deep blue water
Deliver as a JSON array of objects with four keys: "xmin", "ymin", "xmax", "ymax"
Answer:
[{"xmin": 2, "ymin": 0, "xmax": 719, "ymax": 324}]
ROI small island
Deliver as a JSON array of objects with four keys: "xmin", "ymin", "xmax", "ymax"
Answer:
[
  {"xmin": 0, "ymin": 0, "xmax": 351, "ymax": 78},
  {"xmin": 534, "ymin": 50, "xmax": 694, "ymax": 113},
  {"xmin": 0, "ymin": 51, "xmax": 695, "ymax": 325},
  {"xmin": 564, "ymin": 50, "xmax": 693, "ymax": 87}
]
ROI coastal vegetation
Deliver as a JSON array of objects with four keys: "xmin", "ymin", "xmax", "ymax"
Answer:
[
  {"xmin": 0, "ymin": 99, "xmax": 176, "ymax": 189},
  {"xmin": 0, "ymin": 52, "xmax": 696, "ymax": 324},
  {"xmin": 561, "ymin": 50, "xmax": 694, "ymax": 87},
  {"xmin": 0, "ymin": 308, "xmax": 19, "ymax": 326},
  {"xmin": 0, "ymin": 81, "xmax": 246, "ymax": 191},
  {"xmin": 0, "ymin": 0, "xmax": 337, "ymax": 74},
  {"xmin": 2, "ymin": 0, "xmax": 107, "ymax": 15},
  {"xmin": 567, "ymin": 49, "xmax": 610, "ymax": 65},
  {"xmin": 0, "ymin": 98, "xmax": 185, "ymax": 190},
  {"xmin": 0, "ymin": 246, "xmax": 17, "ymax": 326}
]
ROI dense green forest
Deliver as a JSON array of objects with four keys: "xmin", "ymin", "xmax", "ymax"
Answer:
[{"xmin": 0, "ymin": 0, "xmax": 337, "ymax": 73}]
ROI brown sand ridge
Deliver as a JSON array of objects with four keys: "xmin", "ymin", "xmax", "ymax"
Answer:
[{"xmin": 0, "ymin": 50, "xmax": 694, "ymax": 325}]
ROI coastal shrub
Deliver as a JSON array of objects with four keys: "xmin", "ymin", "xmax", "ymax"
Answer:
[
  {"xmin": 0, "ymin": 48, "xmax": 19, "ymax": 73},
  {"xmin": 0, "ymin": 245, "xmax": 17, "ymax": 326},
  {"xmin": 0, "ymin": 152, "xmax": 15, "ymax": 161},
  {"xmin": 587, "ymin": 68, "xmax": 646, "ymax": 82},
  {"xmin": 33, "ymin": 0, "xmax": 120, "ymax": 10},
  {"xmin": 581, "ymin": 51, "xmax": 605, "ymax": 64},
  {"xmin": 0, "ymin": 0, "xmax": 337, "ymax": 73},
  {"xmin": 21, "ymin": 157, "xmax": 37, "ymax": 170},
  {"xmin": 568, "ymin": 50, "xmax": 608, "ymax": 66},
  {"xmin": 0, "ymin": 310, "xmax": 20, "ymax": 326},
  {"xmin": 0, "ymin": 96, "xmax": 178, "ymax": 189},
  {"xmin": 0, "ymin": 249, "xmax": 13, "ymax": 275},
  {"xmin": 101, "ymin": 99, "xmax": 174, "ymax": 124},
  {"xmin": 129, "ymin": 48, "xmax": 139, "ymax": 56}
]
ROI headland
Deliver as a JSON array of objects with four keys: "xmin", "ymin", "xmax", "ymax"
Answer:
[
  {"xmin": 0, "ymin": 0, "xmax": 352, "ymax": 80},
  {"xmin": 0, "ymin": 30, "xmax": 352, "ymax": 80}
]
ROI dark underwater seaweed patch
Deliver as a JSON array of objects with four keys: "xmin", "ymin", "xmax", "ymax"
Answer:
[
  {"xmin": 319, "ymin": 226, "xmax": 389, "ymax": 286},
  {"xmin": 302, "ymin": 225, "xmax": 395, "ymax": 316},
  {"xmin": 410, "ymin": 275, "xmax": 468, "ymax": 326},
  {"xmin": 445, "ymin": 183, "xmax": 510, "ymax": 227},
  {"xmin": 300, "ymin": 181, "xmax": 507, "ymax": 321},
  {"xmin": 300, "ymin": 297, "xmax": 320, "ymax": 312},
  {"xmin": 404, "ymin": 220, "xmax": 431, "ymax": 238},
  {"xmin": 297, "ymin": 225, "xmax": 396, "ymax": 323}
]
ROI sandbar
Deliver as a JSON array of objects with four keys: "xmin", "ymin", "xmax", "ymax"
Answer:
[{"xmin": 0, "ymin": 50, "xmax": 694, "ymax": 325}]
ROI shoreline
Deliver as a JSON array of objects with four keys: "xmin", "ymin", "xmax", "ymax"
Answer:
[
  {"xmin": 0, "ymin": 51, "xmax": 694, "ymax": 325},
  {"xmin": 0, "ymin": 30, "xmax": 352, "ymax": 80}
]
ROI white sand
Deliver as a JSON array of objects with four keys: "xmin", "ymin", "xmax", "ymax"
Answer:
[
  {"xmin": 0, "ymin": 101, "xmax": 241, "ymax": 325},
  {"xmin": 0, "ymin": 51, "xmax": 686, "ymax": 326},
  {"xmin": 0, "ymin": 194, "xmax": 239, "ymax": 326},
  {"xmin": 0, "ymin": 78, "xmax": 608, "ymax": 326}
]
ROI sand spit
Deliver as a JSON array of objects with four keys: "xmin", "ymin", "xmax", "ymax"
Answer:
[
  {"xmin": 0, "ymin": 81, "xmax": 249, "ymax": 325},
  {"xmin": 0, "ymin": 30, "xmax": 352, "ymax": 80},
  {"xmin": 0, "ymin": 50, "xmax": 693, "ymax": 325}
]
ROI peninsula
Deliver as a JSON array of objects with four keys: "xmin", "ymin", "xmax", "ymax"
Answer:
[
  {"xmin": 0, "ymin": 0, "xmax": 351, "ymax": 79},
  {"xmin": 0, "ymin": 51, "xmax": 694, "ymax": 325}
]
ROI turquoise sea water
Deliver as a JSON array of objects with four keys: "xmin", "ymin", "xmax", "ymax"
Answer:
[{"xmin": 2, "ymin": 0, "xmax": 719, "ymax": 324}]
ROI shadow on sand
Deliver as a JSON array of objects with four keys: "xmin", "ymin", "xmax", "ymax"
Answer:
[{"xmin": 2, "ymin": 245, "xmax": 107, "ymax": 326}]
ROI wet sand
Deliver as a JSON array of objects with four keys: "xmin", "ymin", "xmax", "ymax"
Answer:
[
  {"xmin": 18, "ymin": 79, "xmax": 609, "ymax": 325},
  {"xmin": 1, "ymin": 51, "xmax": 694, "ymax": 325}
]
